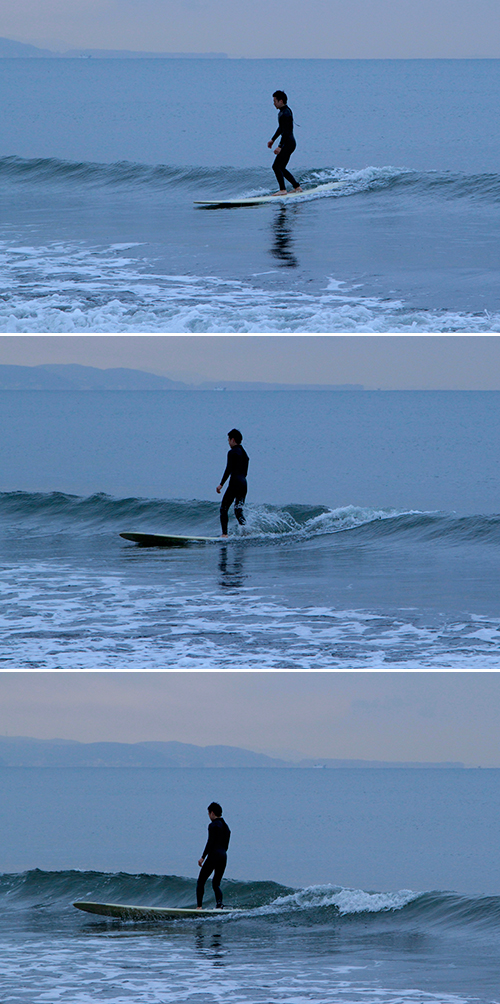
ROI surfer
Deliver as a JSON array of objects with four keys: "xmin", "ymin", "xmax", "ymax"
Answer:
[
  {"xmin": 196, "ymin": 802, "xmax": 231, "ymax": 909},
  {"xmin": 216, "ymin": 429, "xmax": 249, "ymax": 537},
  {"xmin": 268, "ymin": 90, "xmax": 302, "ymax": 195}
]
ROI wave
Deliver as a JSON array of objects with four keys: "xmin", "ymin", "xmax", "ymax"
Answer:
[
  {"xmin": 2, "ymin": 870, "xmax": 499, "ymax": 931},
  {"xmin": 0, "ymin": 869, "xmax": 291, "ymax": 913},
  {"xmin": 341, "ymin": 165, "xmax": 500, "ymax": 204},
  {"xmin": 0, "ymin": 156, "xmax": 240, "ymax": 192},
  {"xmin": 1, "ymin": 492, "xmax": 499, "ymax": 546},
  {"xmin": 3, "ymin": 155, "xmax": 500, "ymax": 204},
  {"xmin": 1, "ymin": 156, "xmax": 338, "ymax": 196}
]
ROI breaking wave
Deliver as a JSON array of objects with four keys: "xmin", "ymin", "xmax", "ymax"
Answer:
[
  {"xmin": 2, "ymin": 870, "xmax": 500, "ymax": 931},
  {"xmin": 0, "ymin": 492, "xmax": 499, "ymax": 547},
  {"xmin": 3, "ymin": 155, "xmax": 500, "ymax": 204}
]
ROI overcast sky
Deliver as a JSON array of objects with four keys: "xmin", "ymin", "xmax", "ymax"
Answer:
[
  {"xmin": 2, "ymin": 0, "xmax": 500, "ymax": 58},
  {"xmin": 1, "ymin": 672, "xmax": 500, "ymax": 766},
  {"xmin": 1, "ymin": 335, "xmax": 500, "ymax": 390}
]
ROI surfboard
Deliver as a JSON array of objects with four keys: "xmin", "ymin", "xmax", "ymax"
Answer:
[
  {"xmin": 194, "ymin": 180, "xmax": 345, "ymax": 207},
  {"xmin": 120, "ymin": 532, "xmax": 223, "ymax": 546},
  {"xmin": 74, "ymin": 901, "xmax": 239, "ymax": 919}
]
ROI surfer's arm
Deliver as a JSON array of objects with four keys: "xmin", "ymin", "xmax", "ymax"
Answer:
[
  {"xmin": 200, "ymin": 820, "xmax": 218, "ymax": 861},
  {"xmin": 217, "ymin": 470, "xmax": 229, "ymax": 493},
  {"xmin": 218, "ymin": 451, "xmax": 233, "ymax": 488},
  {"xmin": 268, "ymin": 126, "xmax": 281, "ymax": 150},
  {"xmin": 199, "ymin": 834, "xmax": 210, "ymax": 864}
]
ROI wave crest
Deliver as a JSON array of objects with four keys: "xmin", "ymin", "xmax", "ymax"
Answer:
[
  {"xmin": 1, "ymin": 492, "xmax": 499, "ymax": 546},
  {"xmin": 2, "ymin": 871, "xmax": 500, "ymax": 930},
  {"xmin": 3, "ymin": 155, "xmax": 500, "ymax": 204}
]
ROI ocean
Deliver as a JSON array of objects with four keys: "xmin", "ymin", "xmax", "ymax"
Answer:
[
  {"xmin": 0, "ymin": 388, "xmax": 499, "ymax": 668},
  {"xmin": 2, "ymin": 58, "xmax": 500, "ymax": 332},
  {"xmin": 1, "ymin": 767, "xmax": 499, "ymax": 1004}
]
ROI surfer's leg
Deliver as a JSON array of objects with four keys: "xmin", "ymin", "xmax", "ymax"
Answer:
[
  {"xmin": 234, "ymin": 500, "xmax": 246, "ymax": 525},
  {"xmin": 272, "ymin": 154, "xmax": 287, "ymax": 192},
  {"xmin": 211, "ymin": 854, "xmax": 227, "ymax": 907},
  {"xmin": 282, "ymin": 166, "xmax": 300, "ymax": 189},
  {"xmin": 220, "ymin": 485, "xmax": 235, "ymax": 535},
  {"xmin": 234, "ymin": 481, "xmax": 247, "ymax": 526},
  {"xmin": 279, "ymin": 146, "xmax": 300, "ymax": 190},
  {"xmin": 279, "ymin": 149, "xmax": 299, "ymax": 188},
  {"xmin": 196, "ymin": 859, "xmax": 214, "ymax": 908}
]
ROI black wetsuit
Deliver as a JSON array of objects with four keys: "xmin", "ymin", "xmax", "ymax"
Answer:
[
  {"xmin": 271, "ymin": 105, "xmax": 299, "ymax": 191},
  {"xmin": 219, "ymin": 444, "xmax": 249, "ymax": 535},
  {"xmin": 196, "ymin": 817, "xmax": 231, "ymax": 908}
]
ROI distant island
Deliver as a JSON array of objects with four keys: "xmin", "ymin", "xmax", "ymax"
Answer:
[
  {"xmin": 0, "ymin": 737, "xmax": 465, "ymax": 768},
  {"xmin": 0, "ymin": 37, "xmax": 227, "ymax": 59},
  {"xmin": 0, "ymin": 364, "xmax": 364, "ymax": 392}
]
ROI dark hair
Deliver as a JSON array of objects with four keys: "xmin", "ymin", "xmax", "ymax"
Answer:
[
  {"xmin": 227, "ymin": 428, "xmax": 242, "ymax": 444},
  {"xmin": 208, "ymin": 802, "xmax": 222, "ymax": 816},
  {"xmin": 273, "ymin": 90, "xmax": 288, "ymax": 104}
]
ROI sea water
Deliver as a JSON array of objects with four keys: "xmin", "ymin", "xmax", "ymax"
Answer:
[
  {"xmin": 0, "ymin": 767, "xmax": 499, "ymax": 1004},
  {"xmin": 0, "ymin": 389, "xmax": 499, "ymax": 668},
  {"xmin": 2, "ymin": 59, "xmax": 500, "ymax": 332}
]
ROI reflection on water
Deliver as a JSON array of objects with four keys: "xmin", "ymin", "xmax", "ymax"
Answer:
[
  {"xmin": 269, "ymin": 206, "xmax": 299, "ymax": 267},
  {"xmin": 218, "ymin": 543, "xmax": 247, "ymax": 589},
  {"xmin": 195, "ymin": 924, "xmax": 226, "ymax": 965}
]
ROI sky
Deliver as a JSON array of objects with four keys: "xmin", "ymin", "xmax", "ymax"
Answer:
[
  {"xmin": 1, "ymin": 335, "xmax": 500, "ymax": 390},
  {"xmin": 1, "ymin": 0, "xmax": 500, "ymax": 58},
  {"xmin": 1, "ymin": 672, "xmax": 500, "ymax": 766}
]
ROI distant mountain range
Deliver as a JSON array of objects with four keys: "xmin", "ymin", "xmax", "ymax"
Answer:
[
  {"xmin": 0, "ymin": 364, "xmax": 364, "ymax": 392},
  {"xmin": 0, "ymin": 37, "xmax": 227, "ymax": 59},
  {"xmin": 0, "ymin": 737, "xmax": 465, "ymax": 768}
]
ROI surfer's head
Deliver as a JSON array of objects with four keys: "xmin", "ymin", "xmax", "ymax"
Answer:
[
  {"xmin": 208, "ymin": 802, "xmax": 223, "ymax": 818},
  {"xmin": 273, "ymin": 90, "xmax": 287, "ymax": 108},
  {"xmin": 227, "ymin": 428, "xmax": 242, "ymax": 445}
]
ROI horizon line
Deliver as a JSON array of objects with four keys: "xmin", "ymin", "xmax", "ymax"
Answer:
[
  {"xmin": 3, "ymin": 39, "xmax": 500, "ymax": 60},
  {"xmin": 1, "ymin": 361, "xmax": 500, "ymax": 392},
  {"xmin": 0, "ymin": 736, "xmax": 489, "ymax": 768}
]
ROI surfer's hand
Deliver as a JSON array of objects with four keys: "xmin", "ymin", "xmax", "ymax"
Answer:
[
  {"xmin": 274, "ymin": 146, "xmax": 281, "ymax": 155},
  {"xmin": 267, "ymin": 140, "xmax": 273, "ymax": 148},
  {"xmin": 198, "ymin": 858, "xmax": 204, "ymax": 867},
  {"xmin": 216, "ymin": 485, "xmax": 222, "ymax": 494}
]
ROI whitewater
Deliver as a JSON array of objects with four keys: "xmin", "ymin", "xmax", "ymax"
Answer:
[{"xmin": 2, "ymin": 58, "xmax": 500, "ymax": 332}]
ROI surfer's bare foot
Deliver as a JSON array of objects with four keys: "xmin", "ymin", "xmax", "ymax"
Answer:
[
  {"xmin": 293, "ymin": 186, "xmax": 302, "ymax": 192},
  {"xmin": 272, "ymin": 190, "xmax": 287, "ymax": 195},
  {"xmin": 221, "ymin": 534, "xmax": 228, "ymax": 538}
]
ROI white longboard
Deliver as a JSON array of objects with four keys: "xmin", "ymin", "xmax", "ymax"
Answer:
[
  {"xmin": 74, "ymin": 901, "xmax": 239, "ymax": 920},
  {"xmin": 194, "ymin": 180, "xmax": 345, "ymax": 207},
  {"xmin": 120, "ymin": 532, "xmax": 224, "ymax": 546}
]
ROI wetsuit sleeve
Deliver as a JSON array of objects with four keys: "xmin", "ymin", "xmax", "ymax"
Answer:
[
  {"xmin": 201, "ymin": 822, "xmax": 212, "ymax": 858},
  {"xmin": 220, "ymin": 450, "xmax": 233, "ymax": 487},
  {"xmin": 271, "ymin": 109, "xmax": 282, "ymax": 144}
]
